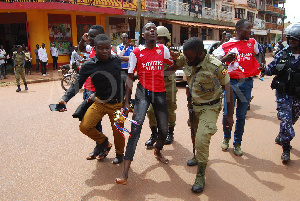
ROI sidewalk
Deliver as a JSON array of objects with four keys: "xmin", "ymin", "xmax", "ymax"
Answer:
[{"xmin": 0, "ymin": 69, "xmax": 62, "ymax": 87}]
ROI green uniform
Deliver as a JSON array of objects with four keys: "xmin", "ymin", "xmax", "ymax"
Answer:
[
  {"xmin": 176, "ymin": 53, "xmax": 229, "ymax": 163},
  {"xmin": 147, "ymin": 63, "xmax": 178, "ymax": 127},
  {"xmin": 14, "ymin": 52, "xmax": 27, "ymax": 86}
]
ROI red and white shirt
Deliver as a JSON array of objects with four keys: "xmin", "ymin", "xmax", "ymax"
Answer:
[
  {"xmin": 213, "ymin": 38, "xmax": 260, "ymax": 79},
  {"xmin": 128, "ymin": 44, "xmax": 173, "ymax": 92}
]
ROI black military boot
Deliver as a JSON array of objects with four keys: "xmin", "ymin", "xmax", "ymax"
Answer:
[
  {"xmin": 16, "ymin": 85, "xmax": 21, "ymax": 92},
  {"xmin": 192, "ymin": 163, "xmax": 207, "ymax": 193},
  {"xmin": 145, "ymin": 127, "xmax": 158, "ymax": 147},
  {"xmin": 275, "ymin": 133, "xmax": 281, "ymax": 145},
  {"xmin": 165, "ymin": 126, "xmax": 174, "ymax": 145},
  {"xmin": 281, "ymin": 142, "xmax": 291, "ymax": 163},
  {"xmin": 25, "ymin": 84, "xmax": 28, "ymax": 90}
]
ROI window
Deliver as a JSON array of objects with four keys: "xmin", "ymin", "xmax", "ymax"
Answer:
[
  {"xmin": 247, "ymin": 11, "xmax": 255, "ymax": 22},
  {"xmin": 235, "ymin": 8, "xmax": 245, "ymax": 19},
  {"xmin": 205, "ymin": 0, "xmax": 211, "ymax": 8}
]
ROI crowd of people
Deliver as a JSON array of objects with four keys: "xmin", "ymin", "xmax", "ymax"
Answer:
[
  {"xmin": 55, "ymin": 19, "xmax": 300, "ymax": 194},
  {"xmin": 2, "ymin": 19, "xmax": 298, "ymax": 194}
]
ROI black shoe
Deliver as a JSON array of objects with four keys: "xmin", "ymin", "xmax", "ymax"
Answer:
[
  {"xmin": 145, "ymin": 127, "xmax": 158, "ymax": 147},
  {"xmin": 86, "ymin": 143, "xmax": 103, "ymax": 160},
  {"xmin": 187, "ymin": 157, "xmax": 198, "ymax": 166},
  {"xmin": 113, "ymin": 154, "xmax": 124, "ymax": 164},
  {"xmin": 275, "ymin": 133, "xmax": 281, "ymax": 145},
  {"xmin": 281, "ymin": 142, "xmax": 291, "ymax": 163},
  {"xmin": 16, "ymin": 85, "xmax": 21, "ymax": 92},
  {"xmin": 165, "ymin": 126, "xmax": 174, "ymax": 145},
  {"xmin": 25, "ymin": 85, "xmax": 28, "ymax": 90}
]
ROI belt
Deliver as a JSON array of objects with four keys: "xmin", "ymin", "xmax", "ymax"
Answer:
[
  {"xmin": 231, "ymin": 77, "xmax": 253, "ymax": 81},
  {"xmin": 105, "ymin": 99, "xmax": 121, "ymax": 104},
  {"xmin": 16, "ymin": 65, "xmax": 23, "ymax": 67},
  {"xmin": 193, "ymin": 98, "xmax": 221, "ymax": 106}
]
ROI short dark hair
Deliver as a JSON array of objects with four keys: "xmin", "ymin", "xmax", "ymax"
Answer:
[
  {"xmin": 142, "ymin": 22, "xmax": 156, "ymax": 33},
  {"xmin": 90, "ymin": 25, "xmax": 105, "ymax": 34},
  {"xmin": 183, "ymin": 37, "xmax": 204, "ymax": 53},
  {"xmin": 236, "ymin": 19, "xmax": 248, "ymax": 29},
  {"xmin": 94, "ymin": 34, "xmax": 110, "ymax": 45}
]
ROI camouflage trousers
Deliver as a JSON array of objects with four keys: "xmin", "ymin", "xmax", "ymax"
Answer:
[
  {"xmin": 15, "ymin": 65, "xmax": 27, "ymax": 86},
  {"xmin": 276, "ymin": 91, "xmax": 300, "ymax": 143}
]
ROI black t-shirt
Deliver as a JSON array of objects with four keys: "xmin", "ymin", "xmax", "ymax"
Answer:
[{"xmin": 62, "ymin": 54, "xmax": 123, "ymax": 103}]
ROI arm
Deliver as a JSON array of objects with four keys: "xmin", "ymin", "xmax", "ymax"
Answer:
[
  {"xmin": 78, "ymin": 33, "xmax": 89, "ymax": 53},
  {"xmin": 124, "ymin": 73, "xmax": 134, "ymax": 110},
  {"xmin": 222, "ymin": 82, "xmax": 234, "ymax": 130}
]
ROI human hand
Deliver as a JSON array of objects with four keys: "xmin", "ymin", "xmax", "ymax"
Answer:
[
  {"xmin": 224, "ymin": 115, "xmax": 233, "ymax": 131},
  {"xmin": 170, "ymin": 50, "xmax": 179, "ymax": 61},
  {"xmin": 222, "ymin": 52, "xmax": 236, "ymax": 63},
  {"xmin": 82, "ymin": 33, "xmax": 89, "ymax": 42},
  {"xmin": 58, "ymin": 99, "xmax": 67, "ymax": 112}
]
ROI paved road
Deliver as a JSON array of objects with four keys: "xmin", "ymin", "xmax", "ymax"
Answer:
[{"xmin": 0, "ymin": 56, "xmax": 299, "ymax": 200}]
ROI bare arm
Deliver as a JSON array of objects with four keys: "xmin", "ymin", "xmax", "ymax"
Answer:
[
  {"xmin": 78, "ymin": 33, "xmax": 89, "ymax": 53},
  {"xmin": 124, "ymin": 73, "xmax": 134, "ymax": 110},
  {"xmin": 222, "ymin": 82, "xmax": 234, "ymax": 130}
]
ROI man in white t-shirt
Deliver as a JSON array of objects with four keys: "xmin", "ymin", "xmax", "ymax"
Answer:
[
  {"xmin": 50, "ymin": 43, "xmax": 59, "ymax": 70},
  {"xmin": 38, "ymin": 43, "xmax": 48, "ymax": 76}
]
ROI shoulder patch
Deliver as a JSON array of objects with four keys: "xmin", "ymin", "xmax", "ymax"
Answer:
[
  {"xmin": 221, "ymin": 68, "xmax": 227, "ymax": 75},
  {"xmin": 209, "ymin": 55, "xmax": 222, "ymax": 67}
]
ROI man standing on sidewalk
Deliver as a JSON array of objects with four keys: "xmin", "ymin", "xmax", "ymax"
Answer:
[
  {"xmin": 213, "ymin": 19, "xmax": 262, "ymax": 156},
  {"xmin": 38, "ymin": 43, "xmax": 48, "ymax": 76},
  {"xmin": 50, "ymin": 43, "xmax": 59, "ymax": 70},
  {"xmin": 34, "ymin": 44, "xmax": 40, "ymax": 73}
]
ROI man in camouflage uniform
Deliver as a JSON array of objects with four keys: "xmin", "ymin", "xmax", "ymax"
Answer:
[
  {"xmin": 13, "ymin": 46, "xmax": 28, "ymax": 92},
  {"xmin": 145, "ymin": 26, "xmax": 178, "ymax": 147},
  {"xmin": 262, "ymin": 23, "xmax": 300, "ymax": 163},
  {"xmin": 170, "ymin": 37, "xmax": 234, "ymax": 193}
]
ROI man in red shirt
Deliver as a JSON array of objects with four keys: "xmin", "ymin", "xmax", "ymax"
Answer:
[
  {"xmin": 213, "ymin": 19, "xmax": 262, "ymax": 156},
  {"xmin": 116, "ymin": 22, "xmax": 173, "ymax": 185}
]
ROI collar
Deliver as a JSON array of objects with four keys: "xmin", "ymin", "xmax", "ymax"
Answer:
[
  {"xmin": 94, "ymin": 54, "xmax": 113, "ymax": 63},
  {"xmin": 138, "ymin": 44, "xmax": 160, "ymax": 51},
  {"xmin": 194, "ymin": 53, "xmax": 209, "ymax": 70}
]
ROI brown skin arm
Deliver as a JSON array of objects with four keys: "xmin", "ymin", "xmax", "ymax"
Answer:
[
  {"xmin": 120, "ymin": 56, "xmax": 129, "ymax": 62},
  {"xmin": 220, "ymin": 52, "xmax": 236, "ymax": 63},
  {"xmin": 222, "ymin": 82, "xmax": 234, "ymax": 130},
  {"xmin": 78, "ymin": 33, "xmax": 89, "ymax": 53},
  {"xmin": 124, "ymin": 73, "xmax": 134, "ymax": 111}
]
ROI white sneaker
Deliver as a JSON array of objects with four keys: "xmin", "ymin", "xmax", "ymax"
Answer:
[{"xmin": 42, "ymin": 74, "xmax": 46, "ymax": 76}]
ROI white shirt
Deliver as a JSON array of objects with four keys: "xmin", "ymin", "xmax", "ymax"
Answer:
[
  {"xmin": 70, "ymin": 50, "xmax": 83, "ymax": 65},
  {"xmin": 50, "ymin": 47, "xmax": 59, "ymax": 57},
  {"xmin": 38, "ymin": 47, "xmax": 48, "ymax": 62},
  {"xmin": 0, "ymin": 49, "xmax": 6, "ymax": 64}
]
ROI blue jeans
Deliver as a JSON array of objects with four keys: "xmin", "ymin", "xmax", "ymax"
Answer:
[
  {"xmin": 223, "ymin": 78, "xmax": 253, "ymax": 145},
  {"xmin": 83, "ymin": 89, "xmax": 102, "ymax": 133},
  {"xmin": 124, "ymin": 83, "xmax": 169, "ymax": 161}
]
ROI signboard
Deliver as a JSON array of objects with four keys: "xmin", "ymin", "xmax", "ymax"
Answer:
[{"xmin": 48, "ymin": 23, "xmax": 72, "ymax": 56}]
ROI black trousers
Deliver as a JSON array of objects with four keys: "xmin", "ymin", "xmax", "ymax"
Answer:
[
  {"xmin": 52, "ymin": 56, "xmax": 58, "ymax": 69},
  {"xmin": 41, "ymin": 62, "xmax": 47, "ymax": 75},
  {"xmin": 124, "ymin": 83, "xmax": 169, "ymax": 161}
]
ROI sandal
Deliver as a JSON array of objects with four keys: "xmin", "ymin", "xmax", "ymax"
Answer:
[
  {"xmin": 96, "ymin": 142, "xmax": 112, "ymax": 160},
  {"xmin": 86, "ymin": 143, "xmax": 102, "ymax": 160}
]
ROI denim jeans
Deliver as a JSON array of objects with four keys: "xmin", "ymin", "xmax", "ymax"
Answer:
[
  {"xmin": 124, "ymin": 83, "xmax": 169, "ymax": 161},
  {"xmin": 223, "ymin": 78, "xmax": 253, "ymax": 145},
  {"xmin": 83, "ymin": 89, "xmax": 102, "ymax": 133}
]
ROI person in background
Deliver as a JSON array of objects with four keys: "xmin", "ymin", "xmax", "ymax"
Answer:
[
  {"xmin": 24, "ymin": 46, "xmax": 32, "ymax": 75},
  {"xmin": 68, "ymin": 42, "xmax": 74, "ymax": 60},
  {"xmin": 13, "ymin": 46, "xmax": 28, "ymax": 92},
  {"xmin": 38, "ymin": 43, "xmax": 48, "ymax": 76},
  {"xmin": 117, "ymin": 33, "xmax": 134, "ymax": 74},
  {"xmin": 50, "ymin": 43, "xmax": 59, "ymax": 70},
  {"xmin": 0, "ymin": 45, "xmax": 7, "ymax": 79},
  {"xmin": 70, "ymin": 46, "xmax": 83, "ymax": 67},
  {"xmin": 34, "ymin": 44, "xmax": 40, "ymax": 73}
]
